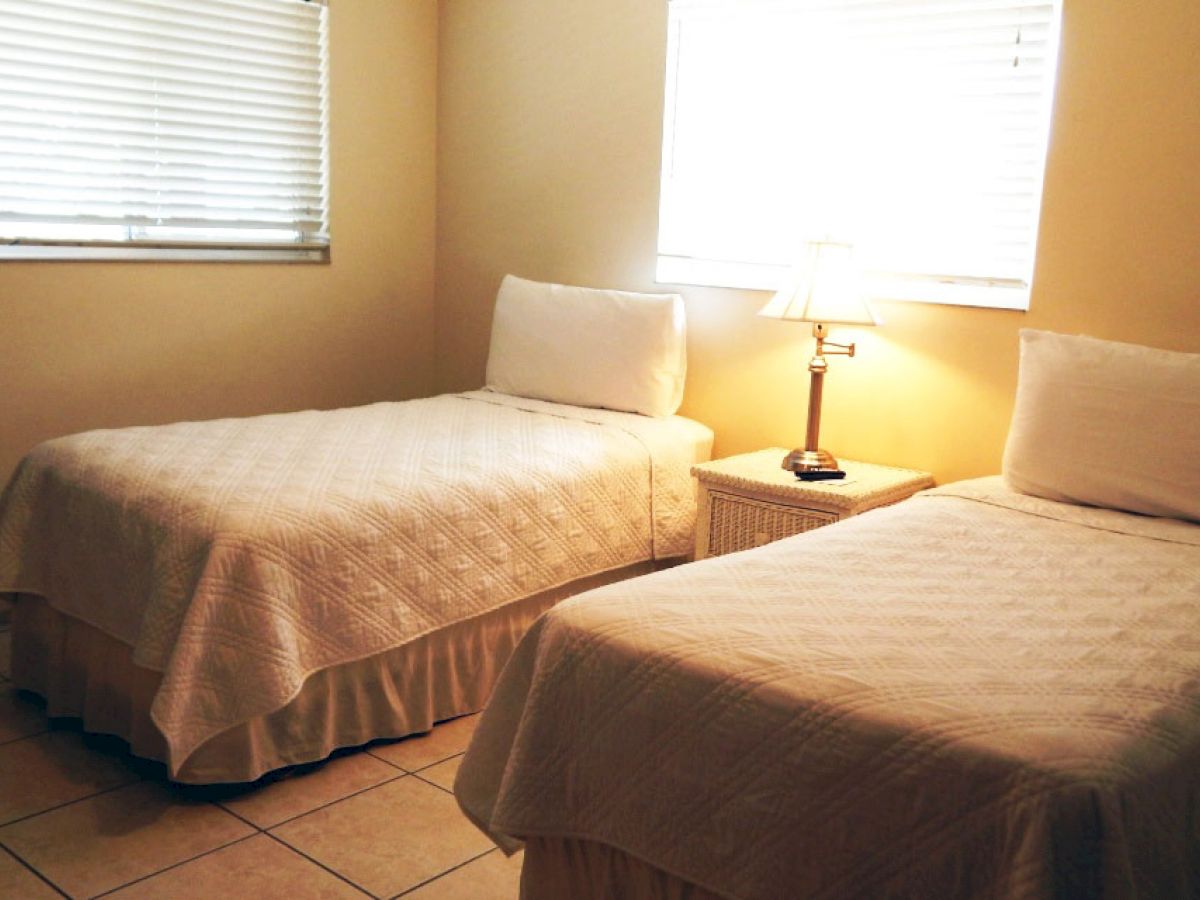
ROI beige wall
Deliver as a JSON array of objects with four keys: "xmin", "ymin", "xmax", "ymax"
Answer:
[
  {"xmin": 0, "ymin": 0, "xmax": 438, "ymax": 486},
  {"xmin": 435, "ymin": 0, "xmax": 1200, "ymax": 484}
]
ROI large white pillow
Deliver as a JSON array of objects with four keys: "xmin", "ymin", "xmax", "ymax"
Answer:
[
  {"xmin": 1002, "ymin": 329, "xmax": 1200, "ymax": 522},
  {"xmin": 485, "ymin": 275, "xmax": 687, "ymax": 418}
]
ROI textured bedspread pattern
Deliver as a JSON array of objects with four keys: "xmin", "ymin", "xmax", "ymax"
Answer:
[
  {"xmin": 0, "ymin": 391, "xmax": 699, "ymax": 775},
  {"xmin": 457, "ymin": 479, "xmax": 1200, "ymax": 899}
]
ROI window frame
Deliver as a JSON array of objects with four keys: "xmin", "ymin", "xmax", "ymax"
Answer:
[
  {"xmin": 0, "ymin": 0, "xmax": 331, "ymax": 264},
  {"xmin": 654, "ymin": 0, "xmax": 1063, "ymax": 311}
]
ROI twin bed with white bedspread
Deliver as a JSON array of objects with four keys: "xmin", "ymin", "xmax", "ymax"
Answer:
[
  {"xmin": 457, "ymin": 478, "xmax": 1200, "ymax": 898},
  {"xmin": 0, "ymin": 276, "xmax": 712, "ymax": 783},
  {"xmin": 456, "ymin": 328, "xmax": 1200, "ymax": 899},
  {"xmin": 0, "ymin": 390, "xmax": 710, "ymax": 781}
]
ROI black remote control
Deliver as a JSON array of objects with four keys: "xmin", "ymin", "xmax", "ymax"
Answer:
[{"xmin": 795, "ymin": 468, "xmax": 846, "ymax": 481}]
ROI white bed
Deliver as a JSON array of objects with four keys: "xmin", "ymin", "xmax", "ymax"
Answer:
[
  {"xmin": 455, "ymin": 330, "xmax": 1200, "ymax": 899},
  {"xmin": 0, "ymin": 276, "xmax": 712, "ymax": 783}
]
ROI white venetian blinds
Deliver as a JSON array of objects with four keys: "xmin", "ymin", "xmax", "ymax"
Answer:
[
  {"xmin": 657, "ymin": 0, "xmax": 1062, "ymax": 308},
  {"xmin": 0, "ymin": 0, "xmax": 329, "ymax": 259}
]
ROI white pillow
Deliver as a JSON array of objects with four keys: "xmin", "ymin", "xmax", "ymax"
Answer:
[
  {"xmin": 485, "ymin": 275, "xmax": 687, "ymax": 418},
  {"xmin": 1002, "ymin": 329, "xmax": 1200, "ymax": 522}
]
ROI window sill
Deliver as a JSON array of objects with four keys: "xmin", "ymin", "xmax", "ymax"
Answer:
[
  {"xmin": 655, "ymin": 256, "xmax": 1029, "ymax": 311},
  {"xmin": 0, "ymin": 245, "xmax": 330, "ymax": 263}
]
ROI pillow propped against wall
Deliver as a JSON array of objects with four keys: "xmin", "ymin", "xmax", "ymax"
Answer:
[
  {"xmin": 485, "ymin": 275, "xmax": 687, "ymax": 418},
  {"xmin": 1003, "ymin": 329, "xmax": 1200, "ymax": 522}
]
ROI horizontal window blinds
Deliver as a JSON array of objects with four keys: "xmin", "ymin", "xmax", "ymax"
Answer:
[
  {"xmin": 658, "ymin": 0, "xmax": 1061, "ymax": 307},
  {"xmin": 0, "ymin": 0, "xmax": 329, "ymax": 256}
]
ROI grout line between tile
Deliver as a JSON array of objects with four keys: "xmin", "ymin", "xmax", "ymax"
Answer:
[
  {"xmin": 0, "ymin": 728, "xmax": 51, "ymax": 753},
  {"xmin": 90, "ymin": 832, "xmax": 260, "ymax": 899},
  {"xmin": 0, "ymin": 777, "xmax": 143, "ymax": 831},
  {"xmin": 365, "ymin": 747, "xmax": 464, "ymax": 775},
  {"xmin": 0, "ymin": 728, "xmax": 471, "ymax": 898},
  {"xmin": 390, "ymin": 847, "xmax": 498, "ymax": 899},
  {"xmin": 208, "ymin": 798, "xmax": 267, "ymax": 833},
  {"xmin": 0, "ymin": 840, "xmax": 71, "ymax": 899},
  {"xmin": 263, "ymin": 831, "xmax": 377, "ymax": 899},
  {"xmin": 249, "ymin": 770, "xmax": 409, "ymax": 831},
  {"xmin": 412, "ymin": 751, "xmax": 464, "ymax": 775},
  {"xmin": 0, "ymin": 726, "xmax": 51, "ymax": 749},
  {"xmin": 411, "ymin": 773, "xmax": 455, "ymax": 796},
  {"xmin": 363, "ymin": 748, "xmax": 414, "ymax": 774}
]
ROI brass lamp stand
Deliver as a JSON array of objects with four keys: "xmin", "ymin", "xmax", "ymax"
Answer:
[
  {"xmin": 757, "ymin": 240, "xmax": 878, "ymax": 480},
  {"xmin": 781, "ymin": 323, "xmax": 856, "ymax": 474}
]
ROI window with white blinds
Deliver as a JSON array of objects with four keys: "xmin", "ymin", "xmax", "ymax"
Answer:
[
  {"xmin": 0, "ymin": 0, "xmax": 329, "ymax": 261},
  {"xmin": 657, "ymin": 0, "xmax": 1062, "ymax": 309}
]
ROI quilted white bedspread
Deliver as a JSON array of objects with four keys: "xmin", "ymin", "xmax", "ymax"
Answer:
[
  {"xmin": 457, "ymin": 479, "xmax": 1200, "ymax": 899},
  {"xmin": 0, "ymin": 391, "xmax": 709, "ymax": 774}
]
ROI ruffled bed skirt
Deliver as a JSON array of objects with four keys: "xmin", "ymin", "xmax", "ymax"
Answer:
[{"xmin": 9, "ymin": 561, "xmax": 659, "ymax": 784}]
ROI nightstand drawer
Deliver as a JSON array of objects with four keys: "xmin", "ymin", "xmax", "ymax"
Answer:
[{"xmin": 707, "ymin": 490, "xmax": 838, "ymax": 557}]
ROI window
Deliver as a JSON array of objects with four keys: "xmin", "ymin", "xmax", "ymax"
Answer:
[
  {"xmin": 0, "ymin": 0, "xmax": 329, "ymax": 261},
  {"xmin": 657, "ymin": 0, "xmax": 1062, "ymax": 309}
]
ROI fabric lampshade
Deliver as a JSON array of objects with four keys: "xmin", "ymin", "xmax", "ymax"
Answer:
[{"xmin": 758, "ymin": 241, "xmax": 880, "ymax": 326}]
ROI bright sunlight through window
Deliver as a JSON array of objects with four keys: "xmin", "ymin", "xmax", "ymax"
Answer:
[{"xmin": 657, "ymin": 0, "xmax": 1062, "ymax": 309}]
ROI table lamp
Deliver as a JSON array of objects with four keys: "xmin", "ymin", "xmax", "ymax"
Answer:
[{"xmin": 757, "ymin": 240, "xmax": 879, "ymax": 480}]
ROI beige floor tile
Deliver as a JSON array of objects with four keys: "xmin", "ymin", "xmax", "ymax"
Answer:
[
  {"xmin": 0, "ymin": 845, "xmax": 61, "ymax": 900},
  {"xmin": 0, "ymin": 683, "xmax": 47, "ymax": 745},
  {"xmin": 404, "ymin": 849, "xmax": 522, "ymax": 900},
  {"xmin": 108, "ymin": 833, "xmax": 367, "ymax": 900},
  {"xmin": 417, "ymin": 755, "xmax": 462, "ymax": 792},
  {"xmin": 0, "ymin": 730, "xmax": 139, "ymax": 824},
  {"xmin": 0, "ymin": 780, "xmax": 254, "ymax": 898},
  {"xmin": 273, "ymin": 775, "xmax": 493, "ymax": 898},
  {"xmin": 219, "ymin": 750, "xmax": 401, "ymax": 828},
  {"xmin": 368, "ymin": 714, "xmax": 478, "ymax": 772}
]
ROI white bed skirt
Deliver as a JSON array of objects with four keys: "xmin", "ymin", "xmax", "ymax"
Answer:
[{"xmin": 9, "ymin": 561, "xmax": 663, "ymax": 784}]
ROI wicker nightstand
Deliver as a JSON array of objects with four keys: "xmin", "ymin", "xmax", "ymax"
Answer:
[{"xmin": 692, "ymin": 449, "xmax": 934, "ymax": 559}]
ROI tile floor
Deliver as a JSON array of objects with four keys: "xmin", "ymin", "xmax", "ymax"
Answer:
[{"xmin": 0, "ymin": 625, "xmax": 522, "ymax": 900}]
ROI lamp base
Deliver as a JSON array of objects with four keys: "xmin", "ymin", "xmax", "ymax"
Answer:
[{"xmin": 781, "ymin": 448, "xmax": 839, "ymax": 472}]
